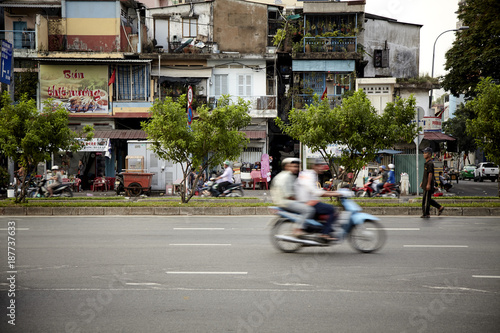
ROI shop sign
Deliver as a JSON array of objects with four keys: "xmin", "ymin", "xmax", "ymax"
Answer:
[
  {"xmin": 77, "ymin": 138, "xmax": 110, "ymax": 152},
  {"xmin": 40, "ymin": 65, "xmax": 109, "ymax": 113},
  {"xmin": 423, "ymin": 116, "xmax": 442, "ymax": 132},
  {"xmin": 305, "ymin": 144, "xmax": 345, "ymax": 158}
]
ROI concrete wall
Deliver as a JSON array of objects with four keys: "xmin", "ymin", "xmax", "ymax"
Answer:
[
  {"xmin": 363, "ymin": 18, "xmax": 420, "ymax": 78},
  {"xmin": 213, "ymin": 0, "xmax": 268, "ymax": 54}
]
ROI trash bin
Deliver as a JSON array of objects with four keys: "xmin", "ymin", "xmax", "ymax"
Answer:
[{"xmin": 400, "ymin": 173, "xmax": 410, "ymax": 195}]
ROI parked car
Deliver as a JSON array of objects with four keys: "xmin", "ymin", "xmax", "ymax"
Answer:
[
  {"xmin": 459, "ymin": 165, "xmax": 476, "ymax": 180},
  {"xmin": 474, "ymin": 162, "xmax": 499, "ymax": 182}
]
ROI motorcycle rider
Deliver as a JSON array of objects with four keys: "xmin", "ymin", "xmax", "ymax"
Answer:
[
  {"xmin": 374, "ymin": 165, "xmax": 388, "ymax": 196},
  {"xmin": 47, "ymin": 165, "xmax": 62, "ymax": 197},
  {"xmin": 296, "ymin": 158, "xmax": 343, "ymax": 241},
  {"xmin": 270, "ymin": 158, "xmax": 315, "ymax": 237},
  {"xmin": 215, "ymin": 160, "xmax": 234, "ymax": 195}
]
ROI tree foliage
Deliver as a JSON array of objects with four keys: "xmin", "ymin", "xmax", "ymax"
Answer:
[
  {"xmin": 275, "ymin": 90, "xmax": 418, "ymax": 183},
  {"xmin": 0, "ymin": 92, "xmax": 93, "ymax": 202},
  {"xmin": 442, "ymin": 103, "xmax": 477, "ymax": 156},
  {"xmin": 442, "ymin": 0, "xmax": 500, "ymax": 97},
  {"xmin": 466, "ymin": 77, "xmax": 500, "ymax": 167},
  {"xmin": 142, "ymin": 95, "xmax": 251, "ymax": 203}
]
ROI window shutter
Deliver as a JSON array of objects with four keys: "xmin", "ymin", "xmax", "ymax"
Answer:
[{"xmin": 381, "ymin": 49, "xmax": 389, "ymax": 68}]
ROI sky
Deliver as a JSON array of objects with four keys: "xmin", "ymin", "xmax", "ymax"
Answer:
[{"xmin": 364, "ymin": 0, "xmax": 461, "ymax": 78}]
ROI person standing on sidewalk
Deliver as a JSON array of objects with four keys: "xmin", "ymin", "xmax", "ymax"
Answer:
[{"xmin": 420, "ymin": 147, "xmax": 444, "ymax": 218}]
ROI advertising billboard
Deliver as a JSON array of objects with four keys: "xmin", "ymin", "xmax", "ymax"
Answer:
[{"xmin": 40, "ymin": 65, "xmax": 109, "ymax": 113}]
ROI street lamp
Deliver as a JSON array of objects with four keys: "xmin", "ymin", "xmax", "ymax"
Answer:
[{"xmin": 429, "ymin": 26, "xmax": 469, "ymax": 110}]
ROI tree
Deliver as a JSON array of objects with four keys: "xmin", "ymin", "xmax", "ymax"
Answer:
[
  {"xmin": 466, "ymin": 77, "xmax": 500, "ymax": 195},
  {"xmin": 442, "ymin": 103, "xmax": 477, "ymax": 164},
  {"xmin": 275, "ymin": 90, "xmax": 418, "ymax": 185},
  {"xmin": 142, "ymin": 95, "xmax": 251, "ymax": 203},
  {"xmin": 442, "ymin": 0, "xmax": 500, "ymax": 98},
  {"xmin": 0, "ymin": 93, "xmax": 93, "ymax": 202}
]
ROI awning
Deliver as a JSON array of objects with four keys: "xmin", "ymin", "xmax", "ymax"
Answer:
[
  {"xmin": 0, "ymin": 2, "xmax": 61, "ymax": 8},
  {"xmin": 93, "ymin": 130, "xmax": 147, "ymax": 140},
  {"xmin": 151, "ymin": 67, "xmax": 212, "ymax": 78},
  {"xmin": 377, "ymin": 149, "xmax": 403, "ymax": 154},
  {"xmin": 423, "ymin": 132, "xmax": 456, "ymax": 141},
  {"xmin": 243, "ymin": 131, "xmax": 266, "ymax": 139}
]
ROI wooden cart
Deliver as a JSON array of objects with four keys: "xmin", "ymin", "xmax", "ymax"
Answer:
[{"xmin": 122, "ymin": 172, "xmax": 154, "ymax": 197}]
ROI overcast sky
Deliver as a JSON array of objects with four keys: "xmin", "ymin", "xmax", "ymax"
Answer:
[{"xmin": 365, "ymin": 0, "xmax": 460, "ymax": 78}]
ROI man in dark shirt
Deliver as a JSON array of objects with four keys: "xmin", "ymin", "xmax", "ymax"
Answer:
[{"xmin": 420, "ymin": 147, "xmax": 444, "ymax": 218}]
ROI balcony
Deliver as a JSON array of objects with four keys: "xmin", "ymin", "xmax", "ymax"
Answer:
[
  {"xmin": 0, "ymin": 30, "xmax": 36, "ymax": 50},
  {"xmin": 209, "ymin": 95, "xmax": 277, "ymax": 118},
  {"xmin": 303, "ymin": 36, "xmax": 356, "ymax": 53}
]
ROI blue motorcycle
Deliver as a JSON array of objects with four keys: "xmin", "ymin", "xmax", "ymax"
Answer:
[{"xmin": 270, "ymin": 191, "xmax": 386, "ymax": 253}]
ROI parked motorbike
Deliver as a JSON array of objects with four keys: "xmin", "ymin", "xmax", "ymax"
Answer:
[
  {"xmin": 200, "ymin": 178, "xmax": 244, "ymax": 197},
  {"xmin": 30, "ymin": 178, "xmax": 73, "ymax": 198},
  {"xmin": 270, "ymin": 190, "xmax": 386, "ymax": 253},
  {"xmin": 114, "ymin": 173, "xmax": 124, "ymax": 195}
]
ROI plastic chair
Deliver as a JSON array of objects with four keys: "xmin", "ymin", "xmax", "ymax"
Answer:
[
  {"xmin": 250, "ymin": 170, "xmax": 268, "ymax": 190},
  {"xmin": 72, "ymin": 178, "xmax": 81, "ymax": 192},
  {"xmin": 93, "ymin": 177, "xmax": 107, "ymax": 192}
]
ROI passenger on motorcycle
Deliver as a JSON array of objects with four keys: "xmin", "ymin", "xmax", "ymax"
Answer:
[
  {"xmin": 270, "ymin": 158, "xmax": 315, "ymax": 237},
  {"xmin": 48, "ymin": 165, "xmax": 62, "ymax": 197},
  {"xmin": 296, "ymin": 158, "xmax": 343, "ymax": 241},
  {"xmin": 215, "ymin": 161, "xmax": 234, "ymax": 195},
  {"xmin": 387, "ymin": 164, "xmax": 396, "ymax": 184},
  {"xmin": 374, "ymin": 165, "xmax": 388, "ymax": 196}
]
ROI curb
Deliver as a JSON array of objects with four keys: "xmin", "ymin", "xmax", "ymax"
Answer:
[{"xmin": 1, "ymin": 206, "xmax": 498, "ymax": 216}]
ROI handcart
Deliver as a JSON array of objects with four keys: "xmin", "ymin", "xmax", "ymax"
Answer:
[{"xmin": 122, "ymin": 172, "xmax": 154, "ymax": 197}]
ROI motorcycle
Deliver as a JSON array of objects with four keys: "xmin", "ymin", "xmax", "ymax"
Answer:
[
  {"xmin": 269, "ymin": 190, "xmax": 386, "ymax": 253},
  {"xmin": 114, "ymin": 172, "xmax": 124, "ymax": 195},
  {"xmin": 30, "ymin": 178, "xmax": 73, "ymax": 198},
  {"xmin": 377, "ymin": 182, "xmax": 401, "ymax": 198},
  {"xmin": 200, "ymin": 178, "xmax": 244, "ymax": 197},
  {"xmin": 356, "ymin": 177, "xmax": 377, "ymax": 197}
]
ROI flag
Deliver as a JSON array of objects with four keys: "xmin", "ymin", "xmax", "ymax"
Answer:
[
  {"xmin": 321, "ymin": 87, "xmax": 327, "ymax": 100},
  {"xmin": 108, "ymin": 69, "xmax": 116, "ymax": 86}
]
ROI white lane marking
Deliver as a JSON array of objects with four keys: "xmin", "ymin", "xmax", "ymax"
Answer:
[
  {"xmin": 424, "ymin": 285, "xmax": 491, "ymax": 293},
  {"xmin": 126, "ymin": 283, "xmax": 161, "ymax": 286},
  {"xmin": 368, "ymin": 228, "xmax": 420, "ymax": 231},
  {"xmin": 173, "ymin": 228, "xmax": 225, "ymax": 230},
  {"xmin": 404, "ymin": 245, "xmax": 468, "ymax": 248},
  {"xmin": 166, "ymin": 271, "xmax": 247, "ymax": 275},
  {"xmin": 169, "ymin": 244, "xmax": 231, "ymax": 246},
  {"xmin": 0, "ymin": 228, "xmax": 29, "ymax": 231},
  {"xmin": 273, "ymin": 282, "xmax": 311, "ymax": 286},
  {"xmin": 472, "ymin": 275, "xmax": 500, "ymax": 279}
]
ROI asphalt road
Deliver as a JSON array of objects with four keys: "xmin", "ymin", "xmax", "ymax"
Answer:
[
  {"xmin": 447, "ymin": 178, "xmax": 499, "ymax": 196},
  {"xmin": 0, "ymin": 215, "xmax": 499, "ymax": 333}
]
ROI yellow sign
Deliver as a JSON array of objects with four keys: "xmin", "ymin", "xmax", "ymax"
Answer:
[{"xmin": 40, "ymin": 65, "xmax": 109, "ymax": 113}]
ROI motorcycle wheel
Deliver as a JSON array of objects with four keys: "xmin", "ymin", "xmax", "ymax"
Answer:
[
  {"xmin": 356, "ymin": 190, "xmax": 368, "ymax": 197},
  {"xmin": 28, "ymin": 190, "xmax": 38, "ymax": 198},
  {"xmin": 62, "ymin": 187, "xmax": 73, "ymax": 197},
  {"xmin": 226, "ymin": 189, "xmax": 243, "ymax": 197},
  {"xmin": 270, "ymin": 218, "xmax": 303, "ymax": 253},
  {"xmin": 348, "ymin": 220, "xmax": 386, "ymax": 253}
]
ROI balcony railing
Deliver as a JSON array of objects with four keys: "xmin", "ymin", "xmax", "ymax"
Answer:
[
  {"xmin": 0, "ymin": 30, "xmax": 36, "ymax": 50},
  {"xmin": 293, "ymin": 94, "xmax": 343, "ymax": 109},
  {"xmin": 303, "ymin": 36, "xmax": 356, "ymax": 53},
  {"xmin": 209, "ymin": 95, "xmax": 277, "ymax": 117}
]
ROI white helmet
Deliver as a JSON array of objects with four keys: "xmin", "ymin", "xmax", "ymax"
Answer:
[
  {"xmin": 52, "ymin": 165, "xmax": 59, "ymax": 170},
  {"xmin": 388, "ymin": 163, "xmax": 395, "ymax": 169},
  {"xmin": 282, "ymin": 157, "xmax": 300, "ymax": 166}
]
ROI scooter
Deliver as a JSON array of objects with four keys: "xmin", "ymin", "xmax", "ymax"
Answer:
[
  {"xmin": 377, "ymin": 182, "xmax": 401, "ymax": 198},
  {"xmin": 30, "ymin": 178, "xmax": 73, "ymax": 198},
  {"xmin": 200, "ymin": 178, "xmax": 244, "ymax": 197},
  {"xmin": 356, "ymin": 177, "xmax": 378, "ymax": 197},
  {"xmin": 270, "ymin": 190, "xmax": 386, "ymax": 253},
  {"xmin": 114, "ymin": 173, "xmax": 124, "ymax": 195}
]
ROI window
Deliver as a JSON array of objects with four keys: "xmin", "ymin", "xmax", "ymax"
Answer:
[
  {"xmin": 238, "ymin": 74, "xmax": 252, "ymax": 96},
  {"xmin": 183, "ymin": 18, "xmax": 197, "ymax": 38},
  {"xmin": 374, "ymin": 49, "xmax": 389, "ymax": 68},
  {"xmin": 214, "ymin": 74, "xmax": 228, "ymax": 96},
  {"xmin": 115, "ymin": 65, "xmax": 150, "ymax": 101}
]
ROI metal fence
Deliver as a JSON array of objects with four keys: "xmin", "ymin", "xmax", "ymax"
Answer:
[{"xmin": 395, "ymin": 154, "xmax": 425, "ymax": 195}]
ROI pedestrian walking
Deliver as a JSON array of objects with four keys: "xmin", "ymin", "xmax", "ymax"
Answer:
[{"xmin": 420, "ymin": 147, "xmax": 444, "ymax": 218}]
